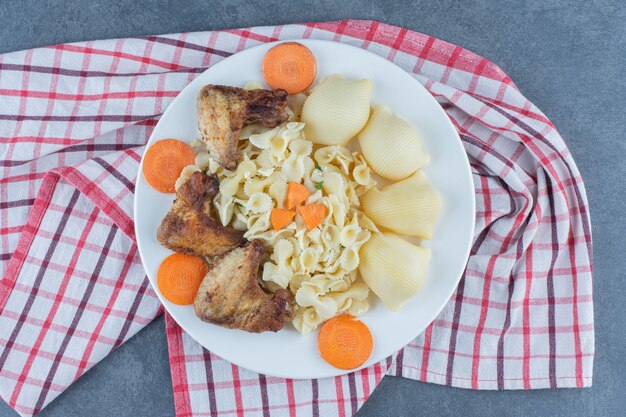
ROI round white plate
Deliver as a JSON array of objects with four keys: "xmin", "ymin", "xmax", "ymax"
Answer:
[{"xmin": 134, "ymin": 39, "xmax": 475, "ymax": 379}]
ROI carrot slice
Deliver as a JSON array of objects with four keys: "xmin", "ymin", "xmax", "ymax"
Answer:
[
  {"xmin": 262, "ymin": 42, "xmax": 317, "ymax": 94},
  {"xmin": 285, "ymin": 182, "xmax": 312, "ymax": 209},
  {"xmin": 318, "ymin": 315, "xmax": 373, "ymax": 370},
  {"xmin": 271, "ymin": 208, "xmax": 296, "ymax": 230},
  {"xmin": 157, "ymin": 253, "xmax": 208, "ymax": 305},
  {"xmin": 296, "ymin": 204, "xmax": 326, "ymax": 231},
  {"xmin": 142, "ymin": 139, "xmax": 195, "ymax": 193}
]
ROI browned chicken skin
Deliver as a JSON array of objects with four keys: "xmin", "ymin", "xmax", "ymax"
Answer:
[
  {"xmin": 157, "ymin": 171, "xmax": 246, "ymax": 257},
  {"xmin": 194, "ymin": 240, "xmax": 294, "ymax": 333},
  {"xmin": 197, "ymin": 85, "xmax": 289, "ymax": 170}
]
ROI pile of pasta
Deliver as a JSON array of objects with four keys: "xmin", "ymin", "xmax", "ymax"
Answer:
[
  {"xmin": 180, "ymin": 120, "xmax": 378, "ymax": 334},
  {"xmin": 178, "ymin": 74, "xmax": 442, "ymax": 333}
]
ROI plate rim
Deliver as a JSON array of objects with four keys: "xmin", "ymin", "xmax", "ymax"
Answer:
[{"xmin": 134, "ymin": 38, "xmax": 476, "ymax": 379}]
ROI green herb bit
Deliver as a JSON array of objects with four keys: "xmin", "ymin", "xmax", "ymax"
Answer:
[{"xmin": 315, "ymin": 181, "xmax": 324, "ymax": 190}]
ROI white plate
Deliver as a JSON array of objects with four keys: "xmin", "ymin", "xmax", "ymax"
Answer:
[{"xmin": 134, "ymin": 39, "xmax": 475, "ymax": 379}]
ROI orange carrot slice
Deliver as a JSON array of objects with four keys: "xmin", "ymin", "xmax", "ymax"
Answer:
[
  {"xmin": 262, "ymin": 42, "xmax": 317, "ymax": 94},
  {"xmin": 271, "ymin": 208, "xmax": 296, "ymax": 230},
  {"xmin": 296, "ymin": 204, "xmax": 326, "ymax": 231},
  {"xmin": 142, "ymin": 139, "xmax": 195, "ymax": 193},
  {"xmin": 157, "ymin": 253, "xmax": 208, "ymax": 305},
  {"xmin": 318, "ymin": 315, "xmax": 373, "ymax": 370},
  {"xmin": 285, "ymin": 182, "xmax": 311, "ymax": 209}
]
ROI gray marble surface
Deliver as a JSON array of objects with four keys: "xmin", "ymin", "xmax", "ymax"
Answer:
[{"xmin": 0, "ymin": 1, "xmax": 624, "ymax": 416}]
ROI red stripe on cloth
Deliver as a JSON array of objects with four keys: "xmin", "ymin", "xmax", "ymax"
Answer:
[
  {"xmin": 334, "ymin": 376, "xmax": 346, "ymax": 417},
  {"xmin": 420, "ymin": 325, "xmax": 433, "ymax": 381},
  {"xmin": 440, "ymin": 46, "xmax": 464, "ymax": 84},
  {"xmin": 359, "ymin": 20, "xmax": 380, "ymax": 49},
  {"xmin": 332, "ymin": 20, "xmax": 350, "ymax": 42},
  {"xmin": 360, "ymin": 366, "xmax": 371, "ymax": 399},
  {"xmin": 230, "ymin": 364, "xmax": 245, "ymax": 417},
  {"xmin": 412, "ymin": 35, "xmax": 436, "ymax": 75},
  {"xmin": 466, "ymin": 58, "xmax": 490, "ymax": 93},
  {"xmin": 286, "ymin": 379, "xmax": 297, "ymax": 417},
  {"xmin": 0, "ymin": 136, "xmax": 86, "ymax": 145},
  {"xmin": 50, "ymin": 43, "xmax": 185, "ymax": 70},
  {"xmin": 0, "ymin": 172, "xmax": 46, "ymax": 185},
  {"xmin": 165, "ymin": 315, "xmax": 193, "ymax": 417},
  {"xmin": 0, "ymin": 88, "xmax": 180, "ymax": 101},
  {"xmin": 386, "ymin": 27, "xmax": 408, "ymax": 61},
  {"xmin": 227, "ymin": 28, "xmax": 279, "ymax": 44}
]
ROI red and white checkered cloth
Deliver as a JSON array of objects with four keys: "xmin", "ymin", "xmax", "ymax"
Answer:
[{"xmin": 0, "ymin": 20, "xmax": 593, "ymax": 417}]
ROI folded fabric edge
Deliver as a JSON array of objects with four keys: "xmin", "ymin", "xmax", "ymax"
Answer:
[
  {"xmin": 0, "ymin": 173, "xmax": 61, "ymax": 314},
  {"xmin": 397, "ymin": 367, "xmax": 593, "ymax": 390},
  {"xmin": 0, "ymin": 161, "xmax": 139, "ymax": 314},
  {"xmin": 164, "ymin": 313, "xmax": 193, "ymax": 417},
  {"xmin": 53, "ymin": 166, "xmax": 136, "ymax": 241}
]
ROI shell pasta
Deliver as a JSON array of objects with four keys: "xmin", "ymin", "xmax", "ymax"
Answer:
[
  {"xmin": 358, "ymin": 105, "xmax": 430, "ymax": 180},
  {"xmin": 302, "ymin": 75, "xmax": 372, "ymax": 146},
  {"xmin": 358, "ymin": 232, "xmax": 431, "ymax": 311},
  {"xmin": 361, "ymin": 171, "xmax": 441, "ymax": 239}
]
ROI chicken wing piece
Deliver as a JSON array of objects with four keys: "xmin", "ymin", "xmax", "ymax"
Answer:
[
  {"xmin": 157, "ymin": 171, "xmax": 246, "ymax": 257},
  {"xmin": 197, "ymin": 85, "xmax": 289, "ymax": 171},
  {"xmin": 194, "ymin": 240, "xmax": 294, "ymax": 333}
]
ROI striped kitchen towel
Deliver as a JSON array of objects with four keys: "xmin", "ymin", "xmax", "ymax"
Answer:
[{"xmin": 0, "ymin": 20, "xmax": 593, "ymax": 417}]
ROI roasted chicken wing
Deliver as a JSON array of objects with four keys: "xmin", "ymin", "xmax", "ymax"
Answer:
[
  {"xmin": 197, "ymin": 85, "xmax": 289, "ymax": 170},
  {"xmin": 157, "ymin": 171, "xmax": 246, "ymax": 257},
  {"xmin": 194, "ymin": 240, "xmax": 294, "ymax": 333}
]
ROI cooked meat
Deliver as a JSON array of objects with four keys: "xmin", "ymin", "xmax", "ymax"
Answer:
[
  {"xmin": 197, "ymin": 85, "xmax": 289, "ymax": 170},
  {"xmin": 157, "ymin": 171, "xmax": 246, "ymax": 257},
  {"xmin": 194, "ymin": 240, "xmax": 294, "ymax": 333}
]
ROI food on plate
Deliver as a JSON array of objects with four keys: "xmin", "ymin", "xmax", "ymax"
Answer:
[
  {"xmin": 302, "ymin": 75, "xmax": 372, "ymax": 145},
  {"xmin": 361, "ymin": 171, "xmax": 441, "ymax": 239},
  {"xmin": 271, "ymin": 208, "xmax": 296, "ymax": 230},
  {"xmin": 262, "ymin": 42, "xmax": 317, "ymax": 94},
  {"xmin": 197, "ymin": 85, "xmax": 289, "ymax": 170},
  {"xmin": 142, "ymin": 139, "xmax": 196, "ymax": 193},
  {"xmin": 285, "ymin": 181, "xmax": 311, "ymax": 209},
  {"xmin": 317, "ymin": 315, "xmax": 373, "ymax": 369},
  {"xmin": 153, "ymin": 46, "xmax": 443, "ymax": 341},
  {"xmin": 194, "ymin": 119, "xmax": 376, "ymax": 333},
  {"xmin": 157, "ymin": 171, "xmax": 246, "ymax": 257},
  {"xmin": 157, "ymin": 253, "xmax": 208, "ymax": 305},
  {"xmin": 358, "ymin": 232, "xmax": 431, "ymax": 311},
  {"xmin": 358, "ymin": 105, "xmax": 430, "ymax": 180},
  {"xmin": 296, "ymin": 204, "xmax": 326, "ymax": 231},
  {"xmin": 194, "ymin": 240, "xmax": 294, "ymax": 332}
]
